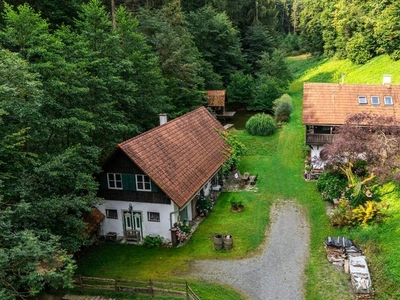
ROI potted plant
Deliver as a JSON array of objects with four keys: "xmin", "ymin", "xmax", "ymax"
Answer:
[{"xmin": 237, "ymin": 201, "xmax": 244, "ymax": 211}]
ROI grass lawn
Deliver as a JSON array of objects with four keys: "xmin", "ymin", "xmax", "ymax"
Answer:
[{"xmin": 77, "ymin": 54, "xmax": 400, "ymax": 299}]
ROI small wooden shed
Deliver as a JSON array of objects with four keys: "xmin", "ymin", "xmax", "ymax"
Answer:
[{"xmin": 206, "ymin": 90, "xmax": 235, "ymax": 117}]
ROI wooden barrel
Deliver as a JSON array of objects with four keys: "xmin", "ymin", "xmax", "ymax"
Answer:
[
  {"xmin": 223, "ymin": 235, "xmax": 233, "ymax": 250},
  {"xmin": 214, "ymin": 234, "xmax": 223, "ymax": 250}
]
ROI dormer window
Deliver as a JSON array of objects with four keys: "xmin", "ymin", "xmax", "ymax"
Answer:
[
  {"xmin": 136, "ymin": 174, "xmax": 151, "ymax": 191},
  {"xmin": 371, "ymin": 96, "xmax": 380, "ymax": 105},
  {"xmin": 384, "ymin": 96, "xmax": 393, "ymax": 105},
  {"xmin": 358, "ymin": 95, "xmax": 367, "ymax": 104},
  {"xmin": 108, "ymin": 173, "xmax": 122, "ymax": 189}
]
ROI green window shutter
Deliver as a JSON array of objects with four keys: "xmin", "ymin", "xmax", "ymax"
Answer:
[
  {"xmin": 151, "ymin": 181, "xmax": 159, "ymax": 192},
  {"xmin": 100, "ymin": 173, "xmax": 108, "ymax": 189},
  {"xmin": 122, "ymin": 174, "xmax": 136, "ymax": 191}
]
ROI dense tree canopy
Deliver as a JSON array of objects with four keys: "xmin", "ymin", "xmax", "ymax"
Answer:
[
  {"xmin": 297, "ymin": 0, "xmax": 400, "ymax": 63},
  {"xmin": 0, "ymin": 0, "xmax": 297, "ymax": 297}
]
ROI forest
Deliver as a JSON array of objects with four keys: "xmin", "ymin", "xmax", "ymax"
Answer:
[{"xmin": 1, "ymin": 0, "xmax": 400, "ymax": 298}]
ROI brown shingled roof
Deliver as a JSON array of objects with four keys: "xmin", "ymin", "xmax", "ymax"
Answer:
[
  {"xmin": 303, "ymin": 83, "xmax": 400, "ymax": 125},
  {"xmin": 118, "ymin": 107, "xmax": 229, "ymax": 208},
  {"xmin": 207, "ymin": 90, "xmax": 226, "ymax": 107}
]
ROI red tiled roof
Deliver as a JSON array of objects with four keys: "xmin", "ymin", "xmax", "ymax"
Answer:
[
  {"xmin": 303, "ymin": 83, "xmax": 400, "ymax": 125},
  {"xmin": 207, "ymin": 90, "xmax": 226, "ymax": 107},
  {"xmin": 118, "ymin": 107, "xmax": 229, "ymax": 208}
]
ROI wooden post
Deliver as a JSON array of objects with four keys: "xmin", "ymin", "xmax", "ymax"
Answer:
[
  {"xmin": 114, "ymin": 278, "xmax": 118, "ymax": 292},
  {"xmin": 186, "ymin": 281, "xmax": 189, "ymax": 299},
  {"xmin": 149, "ymin": 279, "xmax": 153, "ymax": 298},
  {"xmin": 78, "ymin": 274, "xmax": 83, "ymax": 291}
]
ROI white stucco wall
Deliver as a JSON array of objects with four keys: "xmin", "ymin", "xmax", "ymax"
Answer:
[
  {"xmin": 97, "ymin": 176, "xmax": 218, "ymax": 242},
  {"xmin": 97, "ymin": 200, "xmax": 177, "ymax": 241}
]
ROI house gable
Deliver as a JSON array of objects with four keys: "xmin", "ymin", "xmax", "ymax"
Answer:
[
  {"xmin": 118, "ymin": 106, "xmax": 229, "ymax": 208},
  {"xmin": 98, "ymin": 149, "xmax": 170, "ymax": 205}
]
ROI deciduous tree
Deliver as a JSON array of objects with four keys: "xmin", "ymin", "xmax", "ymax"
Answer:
[{"xmin": 323, "ymin": 112, "xmax": 400, "ymax": 183}]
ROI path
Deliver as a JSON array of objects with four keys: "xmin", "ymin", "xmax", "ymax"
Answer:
[{"xmin": 190, "ymin": 200, "xmax": 310, "ymax": 300}]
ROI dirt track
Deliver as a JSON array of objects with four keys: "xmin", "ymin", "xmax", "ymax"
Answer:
[{"xmin": 190, "ymin": 200, "xmax": 310, "ymax": 300}]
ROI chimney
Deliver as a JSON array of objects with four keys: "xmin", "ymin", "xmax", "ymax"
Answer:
[
  {"xmin": 341, "ymin": 73, "xmax": 345, "ymax": 84},
  {"xmin": 159, "ymin": 113, "xmax": 167, "ymax": 126},
  {"xmin": 383, "ymin": 75, "xmax": 391, "ymax": 85}
]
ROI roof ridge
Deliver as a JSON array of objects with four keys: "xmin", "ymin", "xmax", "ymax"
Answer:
[{"xmin": 118, "ymin": 106, "xmax": 207, "ymax": 147}]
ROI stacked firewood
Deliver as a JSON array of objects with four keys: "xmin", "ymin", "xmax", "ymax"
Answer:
[
  {"xmin": 325, "ymin": 245, "xmax": 346, "ymax": 268},
  {"xmin": 355, "ymin": 293, "xmax": 374, "ymax": 300},
  {"xmin": 324, "ymin": 237, "xmax": 374, "ymax": 300}
]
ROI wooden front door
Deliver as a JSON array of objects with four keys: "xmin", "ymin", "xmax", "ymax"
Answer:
[{"xmin": 123, "ymin": 211, "xmax": 142, "ymax": 242}]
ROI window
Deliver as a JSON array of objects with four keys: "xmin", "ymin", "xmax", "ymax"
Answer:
[
  {"xmin": 148, "ymin": 212, "xmax": 160, "ymax": 222},
  {"xmin": 106, "ymin": 209, "xmax": 118, "ymax": 219},
  {"xmin": 371, "ymin": 96, "xmax": 380, "ymax": 105},
  {"xmin": 358, "ymin": 95, "xmax": 367, "ymax": 104},
  {"xmin": 136, "ymin": 174, "xmax": 151, "ymax": 191},
  {"xmin": 107, "ymin": 173, "xmax": 122, "ymax": 189},
  {"xmin": 384, "ymin": 96, "xmax": 393, "ymax": 105}
]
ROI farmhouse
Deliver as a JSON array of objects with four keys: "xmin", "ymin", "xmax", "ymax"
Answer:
[
  {"xmin": 302, "ymin": 76, "xmax": 400, "ymax": 170},
  {"xmin": 96, "ymin": 107, "xmax": 229, "ymax": 243}
]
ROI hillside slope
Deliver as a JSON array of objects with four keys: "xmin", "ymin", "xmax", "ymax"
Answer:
[{"xmin": 287, "ymin": 54, "xmax": 400, "ymax": 300}]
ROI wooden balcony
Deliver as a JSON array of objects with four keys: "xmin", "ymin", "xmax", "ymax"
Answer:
[{"xmin": 306, "ymin": 133, "xmax": 335, "ymax": 145}]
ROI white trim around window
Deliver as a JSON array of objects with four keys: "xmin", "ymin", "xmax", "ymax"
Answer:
[
  {"xmin": 136, "ymin": 174, "xmax": 151, "ymax": 191},
  {"xmin": 148, "ymin": 212, "xmax": 160, "ymax": 222},
  {"xmin": 358, "ymin": 95, "xmax": 367, "ymax": 104},
  {"xmin": 384, "ymin": 96, "xmax": 393, "ymax": 105},
  {"xmin": 371, "ymin": 96, "xmax": 380, "ymax": 105},
  {"xmin": 107, "ymin": 173, "xmax": 123, "ymax": 189}
]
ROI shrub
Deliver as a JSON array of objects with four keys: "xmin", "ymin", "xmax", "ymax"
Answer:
[
  {"xmin": 273, "ymin": 94, "xmax": 293, "ymax": 122},
  {"xmin": 196, "ymin": 196, "xmax": 213, "ymax": 215},
  {"xmin": 245, "ymin": 113, "xmax": 276, "ymax": 136},
  {"xmin": 329, "ymin": 199, "xmax": 387, "ymax": 227},
  {"xmin": 175, "ymin": 221, "xmax": 192, "ymax": 243},
  {"xmin": 351, "ymin": 201, "xmax": 387, "ymax": 225},
  {"xmin": 143, "ymin": 235, "xmax": 163, "ymax": 248},
  {"xmin": 316, "ymin": 171, "xmax": 348, "ymax": 202},
  {"xmin": 329, "ymin": 199, "xmax": 352, "ymax": 227}
]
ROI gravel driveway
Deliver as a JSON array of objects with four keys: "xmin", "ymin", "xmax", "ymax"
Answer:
[{"xmin": 190, "ymin": 200, "xmax": 310, "ymax": 300}]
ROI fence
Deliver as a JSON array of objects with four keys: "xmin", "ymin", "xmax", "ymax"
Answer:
[{"xmin": 73, "ymin": 275, "xmax": 200, "ymax": 300}]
